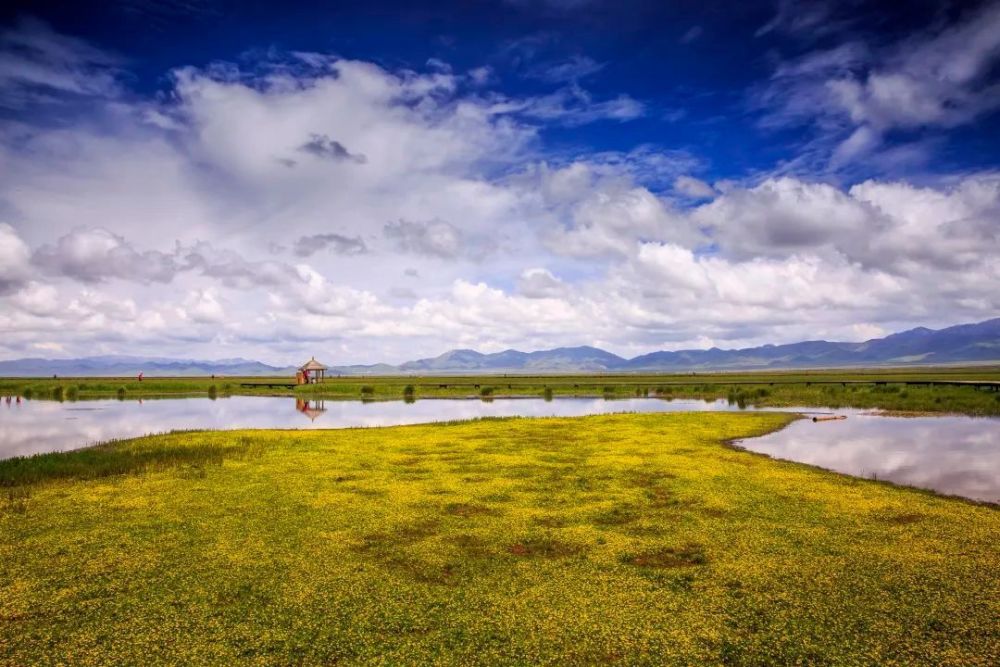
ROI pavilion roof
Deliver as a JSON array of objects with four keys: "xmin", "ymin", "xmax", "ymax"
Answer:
[{"xmin": 299, "ymin": 357, "xmax": 328, "ymax": 371}]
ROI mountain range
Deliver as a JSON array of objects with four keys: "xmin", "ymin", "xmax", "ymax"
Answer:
[{"xmin": 0, "ymin": 318, "xmax": 997, "ymax": 377}]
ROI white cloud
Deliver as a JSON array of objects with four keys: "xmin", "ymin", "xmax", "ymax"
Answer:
[
  {"xmin": 517, "ymin": 268, "xmax": 566, "ymax": 298},
  {"xmin": 513, "ymin": 84, "xmax": 645, "ymax": 125},
  {"xmin": 673, "ymin": 175, "xmax": 716, "ymax": 199},
  {"xmin": 757, "ymin": 2, "xmax": 1000, "ymax": 167},
  {"xmin": 692, "ymin": 177, "xmax": 879, "ymax": 261},
  {"xmin": 527, "ymin": 55, "xmax": 604, "ymax": 83},
  {"xmin": 0, "ymin": 223, "xmax": 32, "ymax": 295},
  {"xmin": 32, "ymin": 228, "xmax": 181, "ymax": 284},
  {"xmin": 292, "ymin": 233, "xmax": 367, "ymax": 258},
  {"xmin": 180, "ymin": 288, "xmax": 226, "ymax": 325},
  {"xmin": 384, "ymin": 219, "xmax": 463, "ymax": 258},
  {"xmin": 0, "ymin": 21, "xmax": 996, "ymax": 364},
  {"xmin": 680, "ymin": 26, "xmax": 703, "ymax": 44},
  {"xmin": 530, "ymin": 162, "xmax": 703, "ymax": 258},
  {"xmin": 0, "ymin": 18, "xmax": 122, "ymax": 106}
]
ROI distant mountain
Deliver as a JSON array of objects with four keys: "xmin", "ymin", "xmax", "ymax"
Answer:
[
  {"xmin": 329, "ymin": 319, "xmax": 999, "ymax": 374},
  {"xmin": 620, "ymin": 318, "xmax": 1000, "ymax": 371},
  {"xmin": 1, "ymin": 318, "xmax": 997, "ymax": 377},
  {"xmin": 396, "ymin": 346, "xmax": 626, "ymax": 373},
  {"xmin": 0, "ymin": 355, "xmax": 293, "ymax": 377}
]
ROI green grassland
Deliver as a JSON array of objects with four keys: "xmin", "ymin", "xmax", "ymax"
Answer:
[
  {"xmin": 1, "ymin": 413, "xmax": 997, "ymax": 665},
  {"xmin": 2, "ymin": 365, "xmax": 999, "ymax": 415}
]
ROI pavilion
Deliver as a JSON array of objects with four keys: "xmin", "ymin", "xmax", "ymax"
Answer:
[{"xmin": 297, "ymin": 357, "xmax": 328, "ymax": 384}]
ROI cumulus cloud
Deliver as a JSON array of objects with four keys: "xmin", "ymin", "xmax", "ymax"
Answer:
[
  {"xmin": 292, "ymin": 233, "xmax": 367, "ymax": 258},
  {"xmin": 384, "ymin": 219, "xmax": 463, "ymax": 258},
  {"xmin": 517, "ymin": 268, "xmax": 566, "ymax": 298},
  {"xmin": 673, "ymin": 175, "xmax": 716, "ymax": 199},
  {"xmin": 297, "ymin": 134, "xmax": 367, "ymax": 164},
  {"xmin": 529, "ymin": 162, "xmax": 703, "ymax": 258},
  {"xmin": 180, "ymin": 288, "xmax": 225, "ymax": 324},
  {"xmin": 0, "ymin": 224, "xmax": 32, "ymax": 295},
  {"xmin": 693, "ymin": 175, "xmax": 1000, "ymax": 276},
  {"xmin": 32, "ymin": 228, "xmax": 181, "ymax": 284},
  {"xmin": 692, "ymin": 178, "xmax": 879, "ymax": 261},
  {"xmin": 178, "ymin": 242, "xmax": 303, "ymax": 289}
]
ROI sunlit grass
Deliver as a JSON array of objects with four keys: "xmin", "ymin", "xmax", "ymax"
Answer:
[{"xmin": 1, "ymin": 413, "xmax": 997, "ymax": 664}]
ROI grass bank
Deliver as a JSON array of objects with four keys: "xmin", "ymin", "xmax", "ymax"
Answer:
[
  {"xmin": 1, "ymin": 413, "xmax": 997, "ymax": 665},
  {"xmin": 3, "ymin": 366, "xmax": 999, "ymax": 415}
]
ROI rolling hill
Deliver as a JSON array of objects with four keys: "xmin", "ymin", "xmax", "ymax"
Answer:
[{"xmin": 0, "ymin": 318, "xmax": 996, "ymax": 376}]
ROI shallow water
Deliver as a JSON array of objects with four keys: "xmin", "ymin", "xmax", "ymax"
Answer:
[
  {"xmin": 0, "ymin": 395, "xmax": 758, "ymax": 459},
  {"xmin": 0, "ymin": 396, "xmax": 997, "ymax": 502},
  {"xmin": 736, "ymin": 412, "xmax": 1000, "ymax": 503}
]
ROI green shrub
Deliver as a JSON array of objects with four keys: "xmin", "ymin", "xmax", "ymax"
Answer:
[
  {"xmin": 207, "ymin": 385, "xmax": 218, "ymax": 400},
  {"xmin": 22, "ymin": 388, "xmax": 33, "ymax": 400},
  {"xmin": 52, "ymin": 386, "xmax": 64, "ymax": 401},
  {"xmin": 479, "ymin": 386, "xmax": 494, "ymax": 397},
  {"xmin": 543, "ymin": 387, "xmax": 553, "ymax": 401},
  {"xmin": 403, "ymin": 384, "xmax": 415, "ymax": 398},
  {"xmin": 117, "ymin": 387, "xmax": 126, "ymax": 400},
  {"xmin": 66, "ymin": 386, "xmax": 79, "ymax": 401},
  {"xmin": 360, "ymin": 385, "xmax": 375, "ymax": 396}
]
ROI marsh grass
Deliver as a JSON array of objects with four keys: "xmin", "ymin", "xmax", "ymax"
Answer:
[{"xmin": 0, "ymin": 434, "xmax": 262, "ymax": 488}]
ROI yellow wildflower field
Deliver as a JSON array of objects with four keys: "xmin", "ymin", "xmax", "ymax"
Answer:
[{"xmin": 1, "ymin": 413, "xmax": 997, "ymax": 665}]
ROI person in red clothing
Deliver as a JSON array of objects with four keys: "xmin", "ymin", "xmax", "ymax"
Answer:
[{"xmin": 138, "ymin": 371, "xmax": 144, "ymax": 382}]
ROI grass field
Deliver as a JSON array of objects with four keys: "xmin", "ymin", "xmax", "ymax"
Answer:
[
  {"xmin": 1, "ymin": 413, "xmax": 997, "ymax": 665},
  {"xmin": 3, "ymin": 366, "xmax": 999, "ymax": 415}
]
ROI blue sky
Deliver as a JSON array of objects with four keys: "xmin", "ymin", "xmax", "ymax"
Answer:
[{"xmin": 0, "ymin": 0, "xmax": 998, "ymax": 364}]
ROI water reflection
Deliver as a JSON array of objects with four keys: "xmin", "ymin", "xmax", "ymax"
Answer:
[
  {"xmin": 0, "ymin": 395, "xmax": 764, "ymax": 459},
  {"xmin": 295, "ymin": 398, "xmax": 328, "ymax": 422},
  {"xmin": 1, "ymin": 396, "xmax": 997, "ymax": 502},
  {"xmin": 738, "ymin": 414, "xmax": 1000, "ymax": 503}
]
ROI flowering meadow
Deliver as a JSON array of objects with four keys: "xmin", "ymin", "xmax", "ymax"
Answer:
[{"xmin": 1, "ymin": 413, "xmax": 997, "ymax": 665}]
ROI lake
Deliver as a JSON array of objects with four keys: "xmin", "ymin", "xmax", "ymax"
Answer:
[{"xmin": 1, "ymin": 396, "xmax": 997, "ymax": 502}]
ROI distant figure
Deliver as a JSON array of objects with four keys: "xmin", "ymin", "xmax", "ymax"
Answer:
[
  {"xmin": 138, "ymin": 371, "xmax": 144, "ymax": 382},
  {"xmin": 4, "ymin": 396, "xmax": 10, "ymax": 405},
  {"xmin": 16, "ymin": 396, "xmax": 21, "ymax": 404}
]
